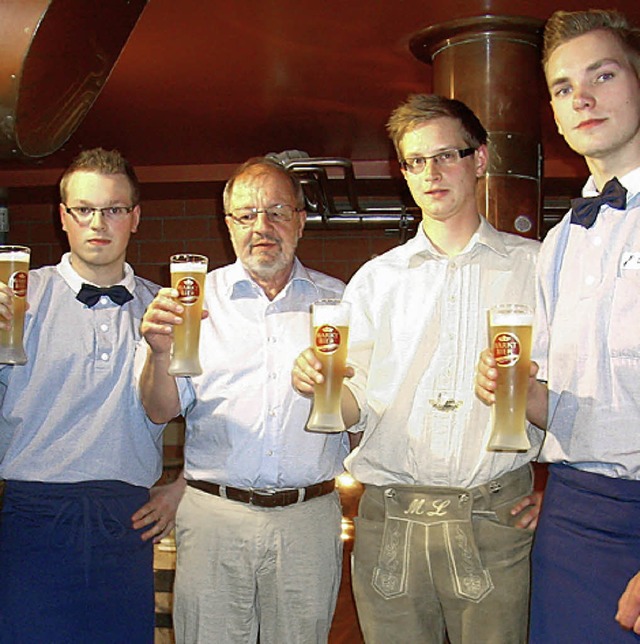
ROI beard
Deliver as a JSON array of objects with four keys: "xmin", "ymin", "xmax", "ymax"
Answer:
[{"xmin": 242, "ymin": 236, "xmax": 296, "ymax": 282}]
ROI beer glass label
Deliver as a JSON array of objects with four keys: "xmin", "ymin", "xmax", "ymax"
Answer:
[
  {"xmin": 175, "ymin": 277, "xmax": 200, "ymax": 305},
  {"xmin": 493, "ymin": 332, "xmax": 521, "ymax": 367},
  {"xmin": 315, "ymin": 324, "xmax": 341, "ymax": 354},
  {"xmin": 9, "ymin": 271, "xmax": 28, "ymax": 298}
]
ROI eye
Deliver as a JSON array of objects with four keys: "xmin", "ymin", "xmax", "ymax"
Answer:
[
  {"xmin": 436, "ymin": 151, "xmax": 455, "ymax": 163},
  {"xmin": 553, "ymin": 85, "xmax": 572, "ymax": 98},
  {"xmin": 106, "ymin": 207, "xmax": 125, "ymax": 216},
  {"xmin": 595, "ymin": 71, "xmax": 615, "ymax": 83},
  {"xmin": 75, "ymin": 207, "xmax": 94, "ymax": 216}
]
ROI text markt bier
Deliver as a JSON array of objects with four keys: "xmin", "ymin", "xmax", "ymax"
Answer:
[
  {"xmin": 307, "ymin": 300, "xmax": 351, "ymax": 432},
  {"xmin": 0, "ymin": 246, "xmax": 30, "ymax": 365},
  {"xmin": 168, "ymin": 255, "xmax": 208, "ymax": 376},
  {"xmin": 488, "ymin": 305, "xmax": 533, "ymax": 451}
]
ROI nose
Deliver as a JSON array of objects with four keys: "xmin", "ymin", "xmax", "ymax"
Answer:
[
  {"xmin": 422, "ymin": 158, "xmax": 442, "ymax": 180},
  {"xmin": 252, "ymin": 210, "xmax": 276, "ymax": 233},
  {"xmin": 89, "ymin": 210, "xmax": 107, "ymax": 230},
  {"xmin": 572, "ymin": 86, "xmax": 595, "ymax": 110}
]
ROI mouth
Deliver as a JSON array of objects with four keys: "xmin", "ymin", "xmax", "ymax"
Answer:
[
  {"xmin": 87, "ymin": 238, "xmax": 111, "ymax": 247},
  {"xmin": 575, "ymin": 118, "xmax": 606, "ymax": 130},
  {"xmin": 425, "ymin": 188, "xmax": 448, "ymax": 198}
]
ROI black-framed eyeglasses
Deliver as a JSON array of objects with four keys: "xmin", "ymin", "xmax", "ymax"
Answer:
[
  {"xmin": 63, "ymin": 204, "xmax": 136, "ymax": 225},
  {"xmin": 226, "ymin": 204, "xmax": 303, "ymax": 227},
  {"xmin": 400, "ymin": 147, "xmax": 476, "ymax": 174}
]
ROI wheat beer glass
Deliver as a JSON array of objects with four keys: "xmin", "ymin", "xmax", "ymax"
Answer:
[
  {"xmin": 168, "ymin": 253, "xmax": 208, "ymax": 376},
  {"xmin": 0, "ymin": 245, "xmax": 30, "ymax": 365},
  {"xmin": 487, "ymin": 304, "xmax": 533, "ymax": 451},
  {"xmin": 307, "ymin": 299, "xmax": 351, "ymax": 432}
]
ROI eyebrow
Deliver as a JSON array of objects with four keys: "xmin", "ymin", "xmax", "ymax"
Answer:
[{"xmin": 549, "ymin": 57, "xmax": 623, "ymax": 89}]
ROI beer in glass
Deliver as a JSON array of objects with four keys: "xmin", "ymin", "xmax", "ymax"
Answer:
[
  {"xmin": 168, "ymin": 253, "xmax": 208, "ymax": 376},
  {"xmin": 487, "ymin": 304, "xmax": 533, "ymax": 451},
  {"xmin": 0, "ymin": 245, "xmax": 30, "ymax": 365},
  {"xmin": 307, "ymin": 299, "xmax": 350, "ymax": 432}
]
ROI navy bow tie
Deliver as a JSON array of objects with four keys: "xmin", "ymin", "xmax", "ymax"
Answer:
[
  {"xmin": 570, "ymin": 177, "xmax": 627, "ymax": 229},
  {"xmin": 76, "ymin": 283, "xmax": 133, "ymax": 308}
]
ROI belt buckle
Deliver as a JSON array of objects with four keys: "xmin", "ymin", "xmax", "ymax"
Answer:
[{"xmin": 249, "ymin": 488, "xmax": 277, "ymax": 507}]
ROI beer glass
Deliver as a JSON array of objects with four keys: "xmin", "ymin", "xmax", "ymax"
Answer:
[
  {"xmin": 487, "ymin": 304, "xmax": 533, "ymax": 451},
  {"xmin": 168, "ymin": 253, "xmax": 208, "ymax": 377},
  {"xmin": 307, "ymin": 299, "xmax": 350, "ymax": 433},
  {"xmin": 0, "ymin": 245, "xmax": 30, "ymax": 365}
]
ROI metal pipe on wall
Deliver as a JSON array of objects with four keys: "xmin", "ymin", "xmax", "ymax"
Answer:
[{"xmin": 409, "ymin": 15, "xmax": 545, "ymax": 239}]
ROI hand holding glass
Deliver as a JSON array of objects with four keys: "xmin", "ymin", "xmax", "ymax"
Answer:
[
  {"xmin": 306, "ymin": 299, "xmax": 350, "ymax": 433},
  {"xmin": 487, "ymin": 304, "xmax": 533, "ymax": 451},
  {"xmin": 0, "ymin": 245, "xmax": 30, "ymax": 365},
  {"xmin": 168, "ymin": 254, "xmax": 208, "ymax": 377}
]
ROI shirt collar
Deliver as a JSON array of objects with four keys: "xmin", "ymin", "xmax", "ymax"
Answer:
[
  {"xmin": 56, "ymin": 252, "xmax": 136, "ymax": 294},
  {"xmin": 407, "ymin": 216, "xmax": 507, "ymax": 267},
  {"xmin": 226, "ymin": 257, "xmax": 317, "ymax": 299},
  {"xmin": 582, "ymin": 166, "xmax": 640, "ymax": 198}
]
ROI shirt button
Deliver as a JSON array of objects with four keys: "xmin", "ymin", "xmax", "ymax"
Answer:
[
  {"xmin": 585, "ymin": 275, "xmax": 595, "ymax": 286},
  {"xmin": 100, "ymin": 296, "xmax": 108, "ymax": 305},
  {"xmin": 592, "ymin": 236, "xmax": 602, "ymax": 247},
  {"xmin": 100, "ymin": 352, "xmax": 110, "ymax": 362},
  {"xmin": 100, "ymin": 323, "xmax": 109, "ymax": 332},
  {"xmin": 269, "ymin": 372, "xmax": 277, "ymax": 380},
  {"xmin": 267, "ymin": 450, "xmax": 274, "ymax": 456}
]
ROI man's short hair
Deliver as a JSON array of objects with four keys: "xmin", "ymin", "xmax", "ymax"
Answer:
[
  {"xmin": 223, "ymin": 157, "xmax": 305, "ymax": 213},
  {"xmin": 59, "ymin": 148, "xmax": 140, "ymax": 204},
  {"xmin": 386, "ymin": 94, "xmax": 488, "ymax": 160},
  {"xmin": 542, "ymin": 9, "xmax": 640, "ymax": 78}
]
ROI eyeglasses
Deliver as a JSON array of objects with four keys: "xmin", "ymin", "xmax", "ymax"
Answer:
[
  {"xmin": 63, "ymin": 205, "xmax": 136, "ymax": 225},
  {"xmin": 400, "ymin": 148, "xmax": 476, "ymax": 174},
  {"xmin": 226, "ymin": 204, "xmax": 303, "ymax": 227}
]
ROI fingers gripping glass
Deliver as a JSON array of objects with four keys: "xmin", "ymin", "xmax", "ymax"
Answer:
[
  {"xmin": 400, "ymin": 147, "xmax": 476, "ymax": 174},
  {"xmin": 63, "ymin": 205, "xmax": 136, "ymax": 225},
  {"xmin": 227, "ymin": 204, "xmax": 303, "ymax": 227}
]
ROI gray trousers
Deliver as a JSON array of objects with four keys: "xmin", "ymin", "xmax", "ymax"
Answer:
[
  {"xmin": 173, "ymin": 485, "xmax": 343, "ymax": 644},
  {"xmin": 352, "ymin": 466, "xmax": 534, "ymax": 644}
]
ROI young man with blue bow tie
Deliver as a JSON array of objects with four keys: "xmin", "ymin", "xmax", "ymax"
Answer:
[
  {"xmin": 0, "ymin": 148, "xmax": 163, "ymax": 643},
  {"xmin": 477, "ymin": 9, "xmax": 640, "ymax": 641}
]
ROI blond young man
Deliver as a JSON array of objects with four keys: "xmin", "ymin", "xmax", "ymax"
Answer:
[
  {"xmin": 477, "ymin": 9, "xmax": 640, "ymax": 641},
  {"xmin": 294, "ymin": 95, "xmax": 541, "ymax": 643}
]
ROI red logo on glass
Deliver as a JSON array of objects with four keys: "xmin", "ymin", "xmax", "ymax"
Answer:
[
  {"xmin": 493, "ymin": 332, "xmax": 521, "ymax": 367},
  {"xmin": 315, "ymin": 324, "xmax": 341, "ymax": 354},
  {"xmin": 9, "ymin": 272, "xmax": 28, "ymax": 298},
  {"xmin": 176, "ymin": 277, "xmax": 200, "ymax": 305}
]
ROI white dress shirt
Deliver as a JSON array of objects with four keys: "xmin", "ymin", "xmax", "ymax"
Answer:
[{"xmin": 344, "ymin": 218, "xmax": 541, "ymax": 488}]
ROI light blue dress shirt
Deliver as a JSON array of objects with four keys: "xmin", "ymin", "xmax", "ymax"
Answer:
[
  {"xmin": 533, "ymin": 167, "xmax": 640, "ymax": 479},
  {"xmin": 0, "ymin": 254, "xmax": 164, "ymax": 487},
  {"xmin": 176, "ymin": 258, "xmax": 348, "ymax": 489}
]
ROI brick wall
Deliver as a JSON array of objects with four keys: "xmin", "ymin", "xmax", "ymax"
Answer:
[
  {"xmin": 7, "ymin": 181, "xmax": 403, "ymax": 284},
  {"xmin": 6, "ymin": 180, "xmax": 404, "ymax": 471}
]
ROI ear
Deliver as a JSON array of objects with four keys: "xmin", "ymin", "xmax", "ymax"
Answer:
[
  {"xmin": 224, "ymin": 214, "xmax": 233, "ymax": 236},
  {"xmin": 59, "ymin": 203, "xmax": 68, "ymax": 232},
  {"xmin": 130, "ymin": 205, "xmax": 141, "ymax": 233},
  {"xmin": 296, "ymin": 208, "xmax": 307, "ymax": 239},
  {"xmin": 474, "ymin": 144, "xmax": 489, "ymax": 177}
]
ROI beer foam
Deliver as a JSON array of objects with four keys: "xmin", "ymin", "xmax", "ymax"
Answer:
[
  {"xmin": 170, "ymin": 261, "xmax": 208, "ymax": 273},
  {"xmin": 491, "ymin": 312, "xmax": 533, "ymax": 326},
  {"xmin": 0, "ymin": 250, "xmax": 29, "ymax": 262},
  {"xmin": 312, "ymin": 302, "xmax": 350, "ymax": 326}
]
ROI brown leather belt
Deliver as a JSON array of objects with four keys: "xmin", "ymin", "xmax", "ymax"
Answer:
[{"xmin": 186, "ymin": 478, "xmax": 335, "ymax": 508}]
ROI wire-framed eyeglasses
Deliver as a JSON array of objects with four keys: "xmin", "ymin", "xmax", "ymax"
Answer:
[
  {"xmin": 63, "ymin": 205, "xmax": 136, "ymax": 225},
  {"xmin": 400, "ymin": 147, "xmax": 476, "ymax": 174},
  {"xmin": 227, "ymin": 204, "xmax": 303, "ymax": 227}
]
